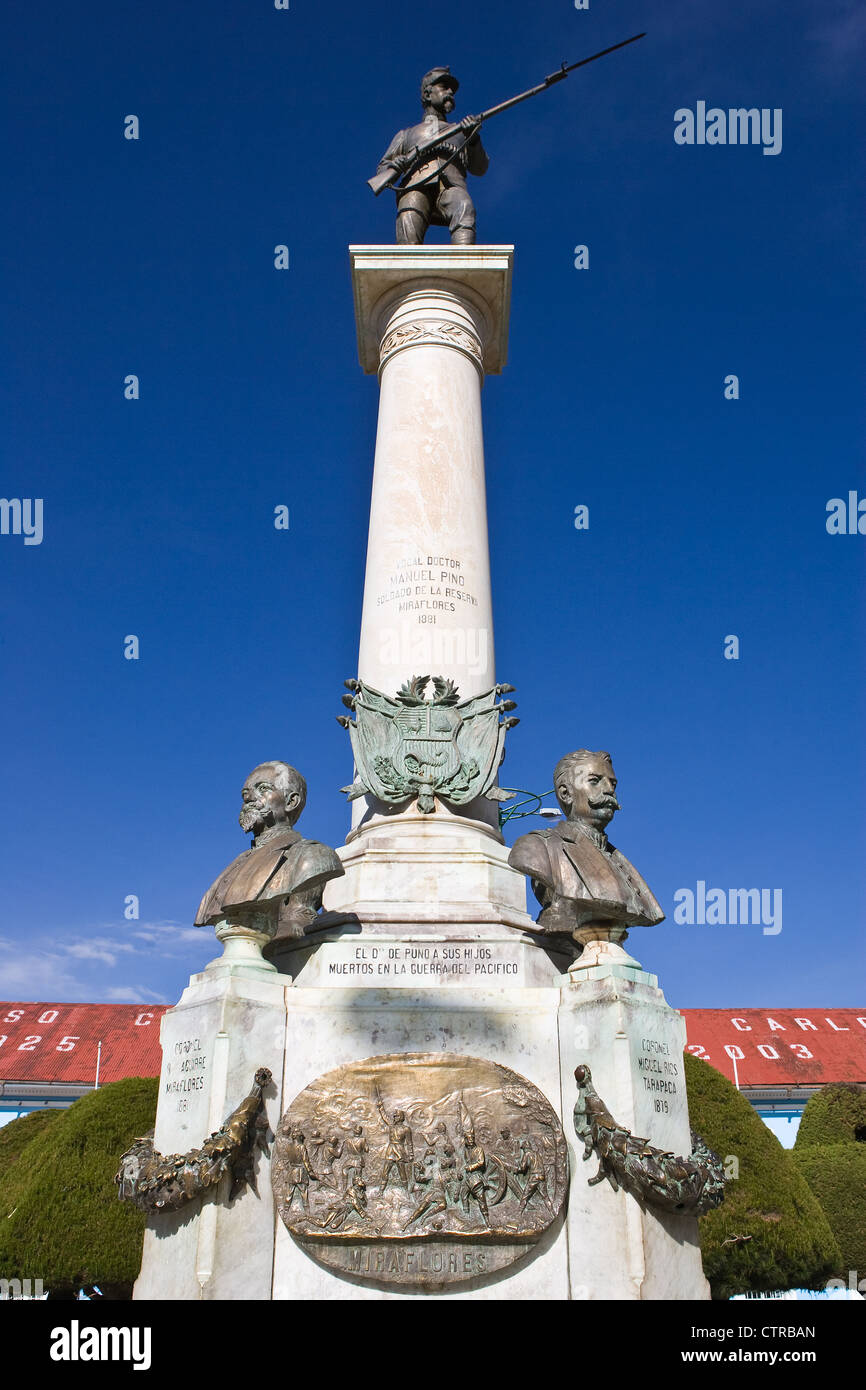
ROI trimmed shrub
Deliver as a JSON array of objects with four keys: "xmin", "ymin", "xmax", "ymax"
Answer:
[
  {"xmin": 793, "ymin": 1085, "xmax": 866, "ymax": 1277},
  {"xmin": 0, "ymin": 1077, "xmax": 158, "ymax": 1299},
  {"xmin": 795, "ymin": 1083, "xmax": 866, "ymax": 1148},
  {"xmin": 793, "ymin": 1145, "xmax": 866, "ymax": 1277},
  {"xmin": 0, "ymin": 1109, "xmax": 62, "ymax": 1178},
  {"xmin": 684, "ymin": 1052, "xmax": 841, "ymax": 1298}
]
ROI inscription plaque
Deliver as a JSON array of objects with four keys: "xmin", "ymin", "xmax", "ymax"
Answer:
[
  {"xmin": 164, "ymin": 1036, "xmax": 208, "ymax": 1114},
  {"xmin": 320, "ymin": 941, "xmax": 522, "ymax": 985},
  {"xmin": 273, "ymin": 1052, "xmax": 568, "ymax": 1287}
]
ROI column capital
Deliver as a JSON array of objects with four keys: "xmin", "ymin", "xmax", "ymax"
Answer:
[{"xmin": 349, "ymin": 245, "xmax": 514, "ymax": 376}]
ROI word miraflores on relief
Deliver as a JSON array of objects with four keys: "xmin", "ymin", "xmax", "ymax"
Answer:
[
  {"xmin": 673, "ymin": 881, "xmax": 782, "ymax": 936},
  {"xmin": 674, "ymin": 102, "xmax": 782, "ymax": 156},
  {"xmin": 346, "ymin": 1246, "xmax": 490, "ymax": 1278}
]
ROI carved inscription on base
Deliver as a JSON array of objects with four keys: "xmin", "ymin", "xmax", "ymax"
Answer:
[{"xmin": 273, "ymin": 1053, "xmax": 568, "ymax": 1287}]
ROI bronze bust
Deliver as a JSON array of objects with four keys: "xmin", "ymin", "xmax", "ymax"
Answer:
[
  {"xmin": 508, "ymin": 751, "xmax": 664, "ymax": 940},
  {"xmin": 195, "ymin": 761, "xmax": 344, "ymax": 948}
]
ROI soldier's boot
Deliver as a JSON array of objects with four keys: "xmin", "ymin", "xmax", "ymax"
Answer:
[
  {"xmin": 396, "ymin": 210, "xmax": 427, "ymax": 244},
  {"xmin": 450, "ymin": 226, "xmax": 476, "ymax": 245}
]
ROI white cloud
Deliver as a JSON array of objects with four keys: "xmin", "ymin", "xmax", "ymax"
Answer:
[
  {"xmin": 128, "ymin": 923, "xmax": 205, "ymax": 951},
  {"xmin": 0, "ymin": 921, "xmax": 210, "ymax": 1005},
  {"xmin": 102, "ymin": 985, "xmax": 169, "ymax": 1005},
  {"xmin": 0, "ymin": 949, "xmax": 95, "ymax": 1001},
  {"xmin": 63, "ymin": 939, "xmax": 138, "ymax": 966}
]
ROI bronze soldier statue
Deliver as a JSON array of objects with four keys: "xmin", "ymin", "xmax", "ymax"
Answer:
[
  {"xmin": 368, "ymin": 39, "xmax": 646, "ymax": 244},
  {"xmin": 374, "ymin": 67, "xmax": 488, "ymax": 245}
]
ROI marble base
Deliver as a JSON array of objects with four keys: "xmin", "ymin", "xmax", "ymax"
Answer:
[
  {"xmin": 133, "ymin": 948, "xmax": 710, "ymax": 1301},
  {"xmin": 559, "ymin": 966, "xmax": 711, "ymax": 1300},
  {"xmin": 322, "ymin": 810, "xmax": 541, "ymax": 935},
  {"xmin": 133, "ymin": 968, "xmax": 286, "ymax": 1301},
  {"xmin": 271, "ymin": 986, "xmax": 569, "ymax": 1301}
]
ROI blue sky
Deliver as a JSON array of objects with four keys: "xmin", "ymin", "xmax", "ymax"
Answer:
[{"xmin": 2, "ymin": 0, "xmax": 863, "ymax": 1008}]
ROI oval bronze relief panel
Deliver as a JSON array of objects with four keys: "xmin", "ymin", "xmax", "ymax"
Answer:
[{"xmin": 273, "ymin": 1052, "xmax": 568, "ymax": 1288}]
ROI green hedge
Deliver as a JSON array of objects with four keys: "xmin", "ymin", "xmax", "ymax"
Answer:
[
  {"xmin": 0, "ymin": 1077, "xmax": 158, "ymax": 1299},
  {"xmin": 792, "ymin": 1085, "xmax": 866, "ymax": 1277},
  {"xmin": 794, "ymin": 1083, "xmax": 866, "ymax": 1148},
  {"xmin": 0, "ymin": 1108, "xmax": 62, "ymax": 1176},
  {"xmin": 792, "ymin": 1144, "xmax": 866, "ymax": 1277},
  {"xmin": 683, "ymin": 1053, "xmax": 841, "ymax": 1298}
]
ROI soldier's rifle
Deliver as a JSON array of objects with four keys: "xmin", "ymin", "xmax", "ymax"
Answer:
[
  {"xmin": 373, "ymin": 1082, "xmax": 388, "ymax": 1128},
  {"xmin": 368, "ymin": 32, "xmax": 646, "ymax": 196}
]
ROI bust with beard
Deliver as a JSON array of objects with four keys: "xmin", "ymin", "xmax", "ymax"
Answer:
[
  {"xmin": 508, "ymin": 750, "xmax": 664, "ymax": 940},
  {"xmin": 195, "ymin": 761, "xmax": 344, "ymax": 951}
]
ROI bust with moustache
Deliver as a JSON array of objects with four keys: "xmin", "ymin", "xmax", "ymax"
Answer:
[
  {"xmin": 195, "ymin": 761, "xmax": 344, "ymax": 950},
  {"xmin": 508, "ymin": 751, "xmax": 664, "ymax": 939}
]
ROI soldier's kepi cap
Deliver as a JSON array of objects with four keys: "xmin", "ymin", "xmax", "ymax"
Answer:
[{"xmin": 421, "ymin": 66, "xmax": 459, "ymax": 96}]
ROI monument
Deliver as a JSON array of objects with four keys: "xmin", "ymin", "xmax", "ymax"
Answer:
[{"xmin": 129, "ymin": 41, "xmax": 723, "ymax": 1301}]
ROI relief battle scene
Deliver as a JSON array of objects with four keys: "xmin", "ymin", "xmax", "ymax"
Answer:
[{"xmin": 272, "ymin": 1053, "xmax": 568, "ymax": 1244}]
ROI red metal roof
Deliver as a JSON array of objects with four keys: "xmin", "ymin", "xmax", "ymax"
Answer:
[
  {"xmin": 0, "ymin": 1003, "xmax": 168, "ymax": 1086},
  {"xmin": 680, "ymin": 1009, "xmax": 866, "ymax": 1088},
  {"xmin": 1, "ymin": 1003, "xmax": 864, "ymax": 1092}
]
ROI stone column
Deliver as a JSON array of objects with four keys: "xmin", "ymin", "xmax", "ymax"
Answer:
[
  {"xmin": 349, "ymin": 246, "xmax": 512, "ymax": 830},
  {"xmin": 355, "ymin": 258, "xmax": 502, "ymax": 706},
  {"xmin": 321, "ymin": 246, "xmax": 538, "ymax": 947}
]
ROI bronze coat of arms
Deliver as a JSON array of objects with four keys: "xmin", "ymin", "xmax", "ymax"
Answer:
[{"xmin": 338, "ymin": 675, "xmax": 519, "ymax": 813}]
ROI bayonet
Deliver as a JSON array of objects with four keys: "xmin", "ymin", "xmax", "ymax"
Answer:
[{"xmin": 368, "ymin": 33, "xmax": 646, "ymax": 196}]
